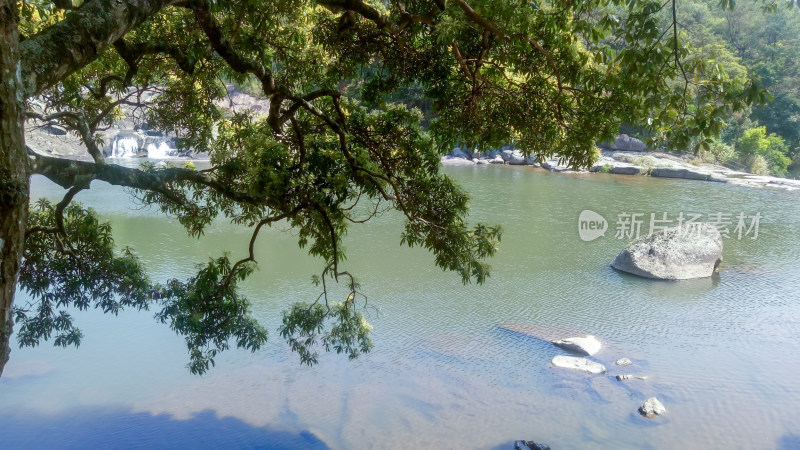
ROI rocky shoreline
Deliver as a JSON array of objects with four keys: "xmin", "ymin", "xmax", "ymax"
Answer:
[
  {"xmin": 442, "ymin": 134, "xmax": 800, "ymax": 191},
  {"xmin": 26, "ymin": 97, "xmax": 800, "ymax": 193}
]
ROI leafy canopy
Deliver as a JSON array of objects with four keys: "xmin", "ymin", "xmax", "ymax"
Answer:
[{"xmin": 17, "ymin": 0, "xmax": 766, "ymax": 372}]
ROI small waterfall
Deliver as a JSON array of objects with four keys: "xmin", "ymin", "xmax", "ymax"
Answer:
[
  {"xmin": 146, "ymin": 141, "xmax": 174, "ymax": 159},
  {"xmin": 112, "ymin": 138, "xmax": 140, "ymax": 158}
]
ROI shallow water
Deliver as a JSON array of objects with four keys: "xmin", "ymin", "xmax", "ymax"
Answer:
[{"xmin": 2, "ymin": 164, "xmax": 799, "ymax": 449}]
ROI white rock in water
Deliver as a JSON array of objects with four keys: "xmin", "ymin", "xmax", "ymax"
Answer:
[
  {"xmin": 551, "ymin": 335, "xmax": 602, "ymax": 356},
  {"xmin": 639, "ymin": 397, "xmax": 666, "ymax": 417},
  {"xmin": 615, "ymin": 357, "xmax": 632, "ymax": 366},
  {"xmin": 551, "ymin": 355, "xmax": 606, "ymax": 374}
]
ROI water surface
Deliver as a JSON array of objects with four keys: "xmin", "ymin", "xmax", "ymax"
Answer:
[{"xmin": 2, "ymin": 165, "xmax": 799, "ymax": 449}]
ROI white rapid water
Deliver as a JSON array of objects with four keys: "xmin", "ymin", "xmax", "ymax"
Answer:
[
  {"xmin": 112, "ymin": 138, "xmax": 140, "ymax": 158},
  {"xmin": 146, "ymin": 142, "xmax": 174, "ymax": 159}
]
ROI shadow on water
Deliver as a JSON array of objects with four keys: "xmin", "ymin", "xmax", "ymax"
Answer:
[
  {"xmin": 778, "ymin": 434, "xmax": 800, "ymax": 450},
  {"xmin": 0, "ymin": 407, "xmax": 329, "ymax": 450}
]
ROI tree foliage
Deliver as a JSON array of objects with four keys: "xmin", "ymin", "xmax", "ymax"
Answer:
[{"xmin": 2, "ymin": 0, "xmax": 772, "ymax": 374}]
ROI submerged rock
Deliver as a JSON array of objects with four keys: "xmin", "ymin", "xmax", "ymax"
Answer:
[
  {"xmin": 551, "ymin": 355, "xmax": 606, "ymax": 374},
  {"xmin": 616, "ymin": 357, "xmax": 633, "ymax": 366},
  {"xmin": 552, "ymin": 335, "xmax": 602, "ymax": 356},
  {"xmin": 639, "ymin": 397, "xmax": 666, "ymax": 417},
  {"xmin": 514, "ymin": 441, "xmax": 551, "ymax": 450},
  {"xmin": 616, "ymin": 374, "xmax": 648, "ymax": 381},
  {"xmin": 611, "ymin": 224, "xmax": 722, "ymax": 280}
]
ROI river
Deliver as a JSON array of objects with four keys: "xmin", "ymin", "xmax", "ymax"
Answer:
[{"xmin": 1, "ymin": 164, "xmax": 799, "ymax": 449}]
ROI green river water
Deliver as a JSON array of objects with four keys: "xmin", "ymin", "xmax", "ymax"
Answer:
[{"xmin": 1, "ymin": 164, "xmax": 799, "ymax": 449}]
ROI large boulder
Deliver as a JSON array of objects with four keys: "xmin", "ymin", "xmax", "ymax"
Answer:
[
  {"xmin": 612, "ymin": 134, "xmax": 647, "ymax": 151},
  {"xmin": 611, "ymin": 224, "xmax": 722, "ymax": 280},
  {"xmin": 551, "ymin": 355, "xmax": 606, "ymax": 374},
  {"xmin": 506, "ymin": 150, "xmax": 527, "ymax": 165}
]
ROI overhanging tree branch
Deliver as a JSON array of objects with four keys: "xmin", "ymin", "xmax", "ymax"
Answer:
[
  {"xmin": 28, "ymin": 148, "xmax": 266, "ymax": 205},
  {"xmin": 19, "ymin": 0, "xmax": 185, "ymax": 98}
]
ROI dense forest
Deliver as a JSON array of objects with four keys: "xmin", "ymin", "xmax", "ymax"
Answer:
[
  {"xmin": 260, "ymin": 0, "xmax": 799, "ymax": 178},
  {"xmin": 675, "ymin": 0, "xmax": 800, "ymax": 177}
]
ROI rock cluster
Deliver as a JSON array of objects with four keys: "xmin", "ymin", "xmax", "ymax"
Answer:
[{"xmin": 441, "ymin": 136, "xmax": 800, "ymax": 191}]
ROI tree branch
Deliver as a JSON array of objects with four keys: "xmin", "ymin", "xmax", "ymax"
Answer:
[
  {"xmin": 19, "ymin": 0, "xmax": 184, "ymax": 98},
  {"xmin": 28, "ymin": 148, "xmax": 266, "ymax": 205}
]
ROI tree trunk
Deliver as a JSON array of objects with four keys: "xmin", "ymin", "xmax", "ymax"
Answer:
[{"xmin": 0, "ymin": 0, "xmax": 29, "ymax": 377}]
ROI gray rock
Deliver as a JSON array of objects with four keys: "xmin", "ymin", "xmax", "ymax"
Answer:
[
  {"xmin": 611, "ymin": 224, "xmax": 723, "ymax": 280},
  {"xmin": 615, "ymin": 358, "xmax": 633, "ymax": 366},
  {"xmin": 475, "ymin": 158, "xmax": 489, "ymax": 165},
  {"xmin": 514, "ymin": 441, "xmax": 551, "ymax": 450},
  {"xmin": 43, "ymin": 124, "xmax": 67, "ymax": 136},
  {"xmin": 525, "ymin": 155, "xmax": 539, "ymax": 166},
  {"xmin": 541, "ymin": 158, "xmax": 569, "ymax": 171},
  {"xmin": 489, "ymin": 155, "xmax": 505, "ymax": 164},
  {"xmin": 507, "ymin": 150, "xmax": 527, "ymax": 165},
  {"xmin": 483, "ymin": 149, "xmax": 501, "ymax": 159},
  {"xmin": 551, "ymin": 355, "xmax": 606, "ymax": 374},
  {"xmin": 552, "ymin": 335, "xmax": 602, "ymax": 356},
  {"xmin": 639, "ymin": 397, "xmax": 666, "ymax": 417},
  {"xmin": 613, "ymin": 134, "xmax": 647, "ymax": 151},
  {"xmin": 440, "ymin": 156, "xmax": 476, "ymax": 166},
  {"xmin": 449, "ymin": 148, "xmax": 472, "ymax": 160},
  {"xmin": 617, "ymin": 373, "xmax": 649, "ymax": 381},
  {"xmin": 611, "ymin": 164, "xmax": 642, "ymax": 175},
  {"xmin": 501, "ymin": 149, "xmax": 515, "ymax": 162},
  {"xmin": 650, "ymin": 167, "xmax": 711, "ymax": 181}
]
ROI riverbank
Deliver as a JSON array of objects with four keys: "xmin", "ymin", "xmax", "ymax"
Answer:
[
  {"xmin": 442, "ymin": 139, "xmax": 800, "ymax": 191},
  {"xmin": 26, "ymin": 95, "xmax": 800, "ymax": 192}
]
